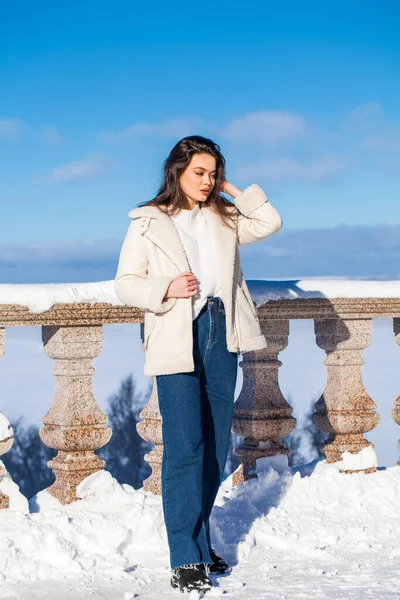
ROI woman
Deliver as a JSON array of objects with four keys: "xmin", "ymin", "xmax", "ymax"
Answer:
[{"xmin": 114, "ymin": 135, "xmax": 282, "ymax": 593}]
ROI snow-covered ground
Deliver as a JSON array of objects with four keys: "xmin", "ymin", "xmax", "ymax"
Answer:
[{"xmin": 0, "ymin": 452, "xmax": 399, "ymax": 599}]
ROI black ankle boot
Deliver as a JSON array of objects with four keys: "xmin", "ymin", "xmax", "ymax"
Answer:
[
  {"xmin": 170, "ymin": 564, "xmax": 213, "ymax": 593},
  {"xmin": 209, "ymin": 549, "xmax": 230, "ymax": 574}
]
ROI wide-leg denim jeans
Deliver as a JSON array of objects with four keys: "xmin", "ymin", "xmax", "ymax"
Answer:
[{"xmin": 156, "ymin": 296, "xmax": 238, "ymax": 569}]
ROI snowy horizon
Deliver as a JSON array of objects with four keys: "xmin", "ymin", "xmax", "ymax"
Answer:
[{"xmin": 2, "ymin": 222, "xmax": 400, "ymax": 285}]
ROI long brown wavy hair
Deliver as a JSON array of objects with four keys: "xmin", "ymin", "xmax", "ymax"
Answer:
[{"xmin": 138, "ymin": 135, "xmax": 238, "ymax": 230}]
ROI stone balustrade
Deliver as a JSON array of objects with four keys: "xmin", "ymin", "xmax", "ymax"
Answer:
[{"xmin": 0, "ymin": 281, "xmax": 399, "ymax": 506}]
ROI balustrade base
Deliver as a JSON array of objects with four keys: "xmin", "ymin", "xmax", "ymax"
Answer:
[
  {"xmin": 232, "ymin": 440, "xmax": 289, "ymax": 485},
  {"xmin": 341, "ymin": 467, "xmax": 377, "ymax": 474},
  {"xmin": 322, "ymin": 433, "xmax": 371, "ymax": 463},
  {"xmin": 232, "ymin": 465, "xmax": 257, "ymax": 486},
  {"xmin": 46, "ymin": 451, "xmax": 106, "ymax": 504},
  {"xmin": 321, "ymin": 434, "xmax": 377, "ymax": 473}
]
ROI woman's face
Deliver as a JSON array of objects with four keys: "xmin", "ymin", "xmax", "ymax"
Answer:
[{"xmin": 179, "ymin": 153, "xmax": 217, "ymax": 207}]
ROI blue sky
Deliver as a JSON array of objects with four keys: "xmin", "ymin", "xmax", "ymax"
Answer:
[
  {"xmin": 0, "ymin": 0, "xmax": 399, "ymax": 267},
  {"xmin": 1, "ymin": 2, "xmax": 400, "ymax": 467}
]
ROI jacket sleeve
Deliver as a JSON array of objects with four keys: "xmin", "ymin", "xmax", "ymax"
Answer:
[
  {"xmin": 114, "ymin": 218, "xmax": 177, "ymax": 314},
  {"xmin": 233, "ymin": 184, "xmax": 283, "ymax": 246}
]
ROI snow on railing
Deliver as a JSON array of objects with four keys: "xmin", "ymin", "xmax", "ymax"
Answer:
[
  {"xmin": 1, "ymin": 279, "xmax": 400, "ymax": 313},
  {"xmin": 0, "ymin": 279, "xmax": 399, "ymax": 507}
]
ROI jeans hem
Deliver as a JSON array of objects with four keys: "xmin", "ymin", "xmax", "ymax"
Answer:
[{"xmin": 171, "ymin": 561, "xmax": 212, "ymax": 570}]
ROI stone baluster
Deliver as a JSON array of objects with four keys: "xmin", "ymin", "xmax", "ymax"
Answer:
[
  {"xmin": 0, "ymin": 328, "xmax": 14, "ymax": 509},
  {"xmin": 390, "ymin": 318, "xmax": 400, "ymax": 460},
  {"xmin": 137, "ymin": 377, "xmax": 163, "ymax": 494},
  {"xmin": 40, "ymin": 325, "xmax": 112, "ymax": 504},
  {"xmin": 312, "ymin": 318, "xmax": 380, "ymax": 472},
  {"xmin": 232, "ymin": 319, "xmax": 296, "ymax": 486}
]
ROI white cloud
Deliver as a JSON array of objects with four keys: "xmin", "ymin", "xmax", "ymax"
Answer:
[
  {"xmin": 98, "ymin": 117, "xmax": 208, "ymax": 142},
  {"xmin": 222, "ymin": 110, "xmax": 306, "ymax": 144},
  {"xmin": 38, "ymin": 152, "xmax": 108, "ymax": 183},
  {"xmin": 345, "ymin": 103, "xmax": 400, "ymax": 157},
  {"xmin": 96, "ymin": 104, "xmax": 398, "ymax": 181},
  {"xmin": 361, "ymin": 134, "xmax": 400, "ymax": 153},
  {"xmin": 0, "ymin": 118, "xmax": 24, "ymax": 140},
  {"xmin": 346, "ymin": 102, "xmax": 384, "ymax": 133},
  {"xmin": 379, "ymin": 156, "xmax": 400, "ymax": 178},
  {"xmin": 98, "ymin": 110, "xmax": 306, "ymax": 147},
  {"xmin": 0, "ymin": 117, "xmax": 62, "ymax": 145},
  {"xmin": 237, "ymin": 156, "xmax": 347, "ymax": 183},
  {"xmin": 40, "ymin": 125, "xmax": 63, "ymax": 146}
]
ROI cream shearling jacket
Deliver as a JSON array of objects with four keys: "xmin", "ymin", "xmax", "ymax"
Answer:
[{"xmin": 114, "ymin": 184, "xmax": 282, "ymax": 376}]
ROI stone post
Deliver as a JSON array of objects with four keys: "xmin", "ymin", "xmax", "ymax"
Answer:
[
  {"xmin": 137, "ymin": 377, "xmax": 162, "ymax": 495},
  {"xmin": 0, "ymin": 328, "xmax": 14, "ymax": 509},
  {"xmin": 232, "ymin": 319, "xmax": 296, "ymax": 485},
  {"xmin": 40, "ymin": 325, "xmax": 112, "ymax": 504},
  {"xmin": 390, "ymin": 318, "xmax": 400, "ymax": 462},
  {"xmin": 313, "ymin": 318, "xmax": 380, "ymax": 472}
]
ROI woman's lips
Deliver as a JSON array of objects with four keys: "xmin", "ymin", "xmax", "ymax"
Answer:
[{"xmin": 201, "ymin": 190, "xmax": 209, "ymax": 195}]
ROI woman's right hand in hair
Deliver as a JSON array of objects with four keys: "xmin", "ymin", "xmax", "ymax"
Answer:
[{"xmin": 164, "ymin": 272, "xmax": 198, "ymax": 298}]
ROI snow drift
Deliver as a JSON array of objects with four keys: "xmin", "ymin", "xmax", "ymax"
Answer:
[{"xmin": 0, "ymin": 452, "xmax": 399, "ymax": 598}]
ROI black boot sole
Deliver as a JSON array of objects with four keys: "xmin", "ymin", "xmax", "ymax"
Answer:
[{"xmin": 170, "ymin": 580, "xmax": 212, "ymax": 593}]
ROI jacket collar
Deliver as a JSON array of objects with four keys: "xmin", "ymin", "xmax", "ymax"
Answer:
[{"xmin": 128, "ymin": 203, "xmax": 202, "ymax": 219}]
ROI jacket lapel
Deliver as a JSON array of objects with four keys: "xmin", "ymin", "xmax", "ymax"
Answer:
[
  {"xmin": 128, "ymin": 204, "xmax": 237, "ymax": 296},
  {"xmin": 145, "ymin": 214, "xmax": 191, "ymax": 273},
  {"xmin": 128, "ymin": 205, "xmax": 190, "ymax": 272}
]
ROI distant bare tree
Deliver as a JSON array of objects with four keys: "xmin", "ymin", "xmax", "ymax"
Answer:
[
  {"xmin": 98, "ymin": 375, "xmax": 152, "ymax": 488},
  {"xmin": 2, "ymin": 418, "xmax": 56, "ymax": 499},
  {"xmin": 282, "ymin": 400, "xmax": 328, "ymax": 467}
]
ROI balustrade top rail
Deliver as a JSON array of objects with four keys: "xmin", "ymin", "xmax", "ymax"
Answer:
[
  {"xmin": 0, "ymin": 279, "xmax": 399, "ymax": 325},
  {"xmin": 0, "ymin": 303, "xmax": 142, "ymax": 326}
]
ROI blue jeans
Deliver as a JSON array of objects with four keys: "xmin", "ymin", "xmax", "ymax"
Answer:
[{"xmin": 156, "ymin": 296, "xmax": 238, "ymax": 569}]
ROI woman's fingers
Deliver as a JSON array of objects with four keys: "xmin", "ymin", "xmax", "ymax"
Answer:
[{"xmin": 172, "ymin": 272, "xmax": 198, "ymax": 297}]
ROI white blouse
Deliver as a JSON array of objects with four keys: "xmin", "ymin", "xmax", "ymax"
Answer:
[{"xmin": 170, "ymin": 203, "xmax": 222, "ymax": 320}]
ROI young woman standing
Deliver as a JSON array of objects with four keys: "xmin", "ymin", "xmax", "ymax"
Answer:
[{"xmin": 114, "ymin": 135, "xmax": 282, "ymax": 593}]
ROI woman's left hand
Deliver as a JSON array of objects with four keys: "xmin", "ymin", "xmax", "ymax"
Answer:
[{"xmin": 222, "ymin": 180, "xmax": 244, "ymax": 199}]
